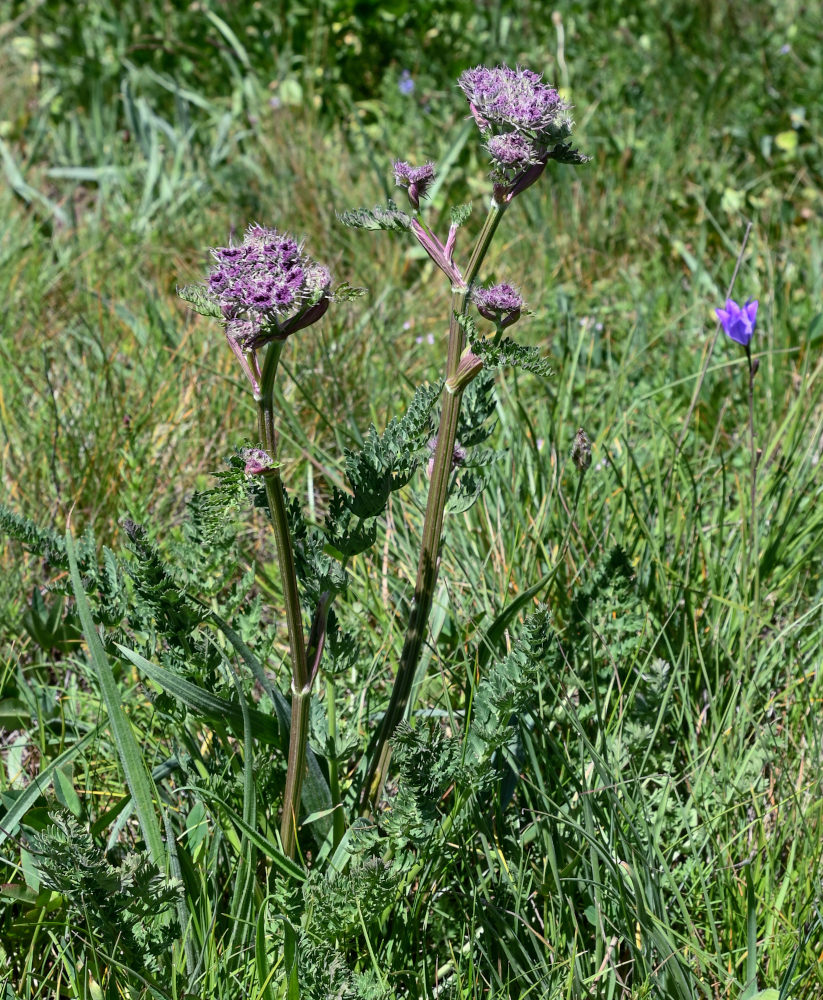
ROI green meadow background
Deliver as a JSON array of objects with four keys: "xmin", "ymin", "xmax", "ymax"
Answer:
[{"xmin": 1, "ymin": 0, "xmax": 822, "ymax": 997}]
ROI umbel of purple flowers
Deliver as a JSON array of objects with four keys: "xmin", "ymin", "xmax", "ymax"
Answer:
[
  {"xmin": 458, "ymin": 64, "xmax": 589, "ymax": 201},
  {"xmin": 472, "ymin": 282, "xmax": 523, "ymax": 328},
  {"xmin": 716, "ymin": 298, "xmax": 758, "ymax": 349},
  {"xmin": 207, "ymin": 225, "xmax": 331, "ymax": 351}
]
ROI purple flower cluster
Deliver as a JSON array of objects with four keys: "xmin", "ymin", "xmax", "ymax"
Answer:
[
  {"xmin": 472, "ymin": 282, "xmax": 523, "ymax": 328},
  {"xmin": 393, "ymin": 161, "xmax": 436, "ymax": 210},
  {"xmin": 458, "ymin": 65, "xmax": 569, "ymax": 135},
  {"xmin": 398, "ymin": 69, "xmax": 415, "ymax": 96},
  {"xmin": 427, "ymin": 435, "xmax": 467, "ymax": 477},
  {"xmin": 485, "ymin": 132, "xmax": 539, "ymax": 171},
  {"xmin": 242, "ymin": 447, "xmax": 276, "ymax": 476},
  {"xmin": 206, "ymin": 225, "xmax": 331, "ymax": 348},
  {"xmin": 457, "ymin": 64, "xmax": 585, "ymax": 199}
]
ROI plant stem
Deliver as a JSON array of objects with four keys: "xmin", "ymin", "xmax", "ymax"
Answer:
[
  {"xmin": 668, "ymin": 221, "xmax": 752, "ymax": 490},
  {"xmin": 257, "ymin": 340, "xmax": 310, "ymax": 859},
  {"xmin": 747, "ymin": 347, "xmax": 760, "ymax": 645},
  {"xmin": 326, "ymin": 672, "xmax": 345, "ymax": 851},
  {"xmin": 361, "ymin": 200, "xmax": 507, "ymax": 810}
]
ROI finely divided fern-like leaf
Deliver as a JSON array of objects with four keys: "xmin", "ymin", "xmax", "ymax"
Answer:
[
  {"xmin": 470, "ymin": 335, "xmax": 554, "ymax": 378},
  {"xmin": 468, "ymin": 606, "xmax": 561, "ymax": 762},
  {"xmin": 457, "ymin": 371, "xmax": 498, "ymax": 448},
  {"xmin": 332, "ymin": 281, "xmax": 368, "ymax": 302},
  {"xmin": 176, "ymin": 283, "xmax": 224, "ymax": 318},
  {"xmin": 450, "ymin": 202, "xmax": 473, "ymax": 227},
  {"xmin": 327, "ymin": 380, "xmax": 440, "ymax": 529},
  {"xmin": 337, "ymin": 200, "xmax": 412, "ymax": 232}
]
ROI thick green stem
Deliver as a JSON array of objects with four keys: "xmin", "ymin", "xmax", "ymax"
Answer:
[
  {"xmin": 280, "ymin": 686, "xmax": 311, "ymax": 858},
  {"xmin": 256, "ymin": 341, "xmax": 310, "ymax": 858},
  {"xmin": 361, "ymin": 201, "xmax": 507, "ymax": 809}
]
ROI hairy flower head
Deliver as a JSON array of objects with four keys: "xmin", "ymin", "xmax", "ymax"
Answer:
[
  {"xmin": 393, "ymin": 160, "xmax": 437, "ymax": 210},
  {"xmin": 242, "ymin": 447, "xmax": 276, "ymax": 476},
  {"xmin": 458, "ymin": 64, "xmax": 587, "ymax": 198},
  {"xmin": 458, "ymin": 65, "xmax": 569, "ymax": 136},
  {"xmin": 472, "ymin": 282, "xmax": 523, "ymax": 328},
  {"xmin": 206, "ymin": 225, "xmax": 331, "ymax": 348},
  {"xmin": 715, "ymin": 297, "xmax": 758, "ymax": 348}
]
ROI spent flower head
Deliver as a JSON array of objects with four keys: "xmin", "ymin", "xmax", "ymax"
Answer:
[
  {"xmin": 206, "ymin": 225, "xmax": 331, "ymax": 349},
  {"xmin": 571, "ymin": 428, "xmax": 592, "ymax": 474},
  {"xmin": 393, "ymin": 161, "xmax": 437, "ymax": 210},
  {"xmin": 715, "ymin": 298, "xmax": 758, "ymax": 348}
]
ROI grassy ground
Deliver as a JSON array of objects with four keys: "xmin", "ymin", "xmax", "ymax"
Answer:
[{"xmin": 1, "ymin": 1, "xmax": 822, "ymax": 997}]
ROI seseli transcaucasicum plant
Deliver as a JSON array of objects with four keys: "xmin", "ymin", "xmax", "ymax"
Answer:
[
  {"xmin": 179, "ymin": 62, "xmax": 589, "ymax": 849},
  {"xmin": 175, "ymin": 66, "xmax": 587, "ymax": 857}
]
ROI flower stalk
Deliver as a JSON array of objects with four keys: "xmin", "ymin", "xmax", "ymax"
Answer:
[
  {"xmin": 255, "ymin": 342, "xmax": 313, "ymax": 858},
  {"xmin": 715, "ymin": 296, "xmax": 761, "ymax": 644},
  {"xmin": 181, "ymin": 224, "xmax": 333, "ymax": 859},
  {"xmin": 361, "ymin": 201, "xmax": 507, "ymax": 808}
]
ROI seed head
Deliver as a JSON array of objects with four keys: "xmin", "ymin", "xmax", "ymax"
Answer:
[{"xmin": 571, "ymin": 428, "xmax": 592, "ymax": 474}]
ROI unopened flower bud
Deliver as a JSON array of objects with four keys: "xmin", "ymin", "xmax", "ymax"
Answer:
[
  {"xmin": 446, "ymin": 349, "xmax": 484, "ymax": 393},
  {"xmin": 243, "ymin": 447, "xmax": 276, "ymax": 476},
  {"xmin": 393, "ymin": 160, "xmax": 436, "ymax": 210},
  {"xmin": 472, "ymin": 282, "xmax": 523, "ymax": 329},
  {"xmin": 571, "ymin": 428, "xmax": 592, "ymax": 474}
]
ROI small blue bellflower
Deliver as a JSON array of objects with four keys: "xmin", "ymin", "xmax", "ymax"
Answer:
[{"xmin": 716, "ymin": 298, "xmax": 758, "ymax": 347}]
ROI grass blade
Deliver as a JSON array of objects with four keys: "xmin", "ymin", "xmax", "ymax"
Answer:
[{"xmin": 66, "ymin": 527, "xmax": 165, "ymax": 864}]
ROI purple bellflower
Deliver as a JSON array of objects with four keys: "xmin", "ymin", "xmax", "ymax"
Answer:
[
  {"xmin": 716, "ymin": 298, "xmax": 758, "ymax": 348},
  {"xmin": 398, "ymin": 69, "xmax": 415, "ymax": 95},
  {"xmin": 394, "ymin": 160, "xmax": 436, "ymax": 210},
  {"xmin": 458, "ymin": 64, "xmax": 588, "ymax": 202}
]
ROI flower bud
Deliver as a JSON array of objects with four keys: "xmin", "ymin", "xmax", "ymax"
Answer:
[
  {"xmin": 472, "ymin": 282, "xmax": 523, "ymax": 329},
  {"xmin": 242, "ymin": 447, "xmax": 277, "ymax": 476},
  {"xmin": 445, "ymin": 349, "xmax": 484, "ymax": 393},
  {"xmin": 393, "ymin": 161, "xmax": 436, "ymax": 210}
]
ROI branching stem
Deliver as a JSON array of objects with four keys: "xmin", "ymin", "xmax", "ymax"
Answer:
[{"xmin": 361, "ymin": 201, "xmax": 507, "ymax": 810}]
